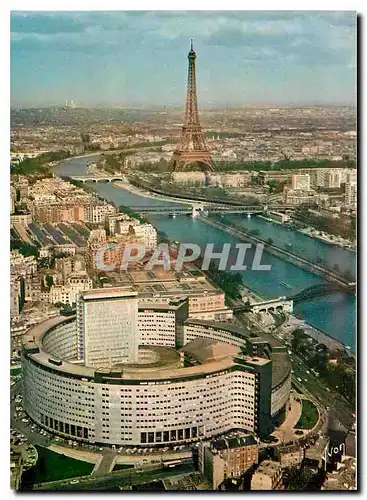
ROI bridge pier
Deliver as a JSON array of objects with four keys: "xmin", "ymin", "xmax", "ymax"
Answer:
[{"xmin": 252, "ymin": 298, "xmax": 293, "ymax": 314}]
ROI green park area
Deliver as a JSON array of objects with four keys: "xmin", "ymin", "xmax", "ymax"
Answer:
[
  {"xmin": 21, "ymin": 446, "xmax": 94, "ymax": 487},
  {"xmin": 295, "ymin": 399, "xmax": 319, "ymax": 430},
  {"xmin": 11, "ymin": 150, "xmax": 72, "ymax": 175}
]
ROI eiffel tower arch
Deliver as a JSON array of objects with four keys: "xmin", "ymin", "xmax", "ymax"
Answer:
[{"xmin": 170, "ymin": 40, "xmax": 215, "ymax": 173}]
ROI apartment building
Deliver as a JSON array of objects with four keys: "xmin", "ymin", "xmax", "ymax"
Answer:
[
  {"xmin": 10, "ymin": 213, "xmax": 32, "ymax": 228},
  {"xmin": 345, "ymin": 181, "xmax": 357, "ymax": 208},
  {"xmin": 49, "ymin": 272, "xmax": 93, "ymax": 306},
  {"xmin": 129, "ymin": 223, "xmax": 157, "ymax": 251},
  {"xmin": 291, "ymin": 174, "xmax": 310, "ymax": 191},
  {"xmin": 106, "ymin": 213, "xmax": 134, "ymax": 236},
  {"xmin": 10, "ymin": 251, "xmax": 37, "ymax": 277},
  {"xmin": 251, "ymin": 461, "xmax": 284, "ymax": 490},
  {"xmin": 199, "ymin": 434, "xmax": 259, "ymax": 489},
  {"xmin": 11, "ymin": 186, "xmax": 16, "ymax": 214},
  {"xmin": 325, "ymin": 172, "xmax": 341, "ymax": 189},
  {"xmin": 85, "ymin": 202, "xmax": 117, "ymax": 224},
  {"xmin": 11, "ymin": 276, "xmax": 23, "ymax": 319},
  {"xmin": 283, "ymin": 187, "xmax": 329, "ymax": 207}
]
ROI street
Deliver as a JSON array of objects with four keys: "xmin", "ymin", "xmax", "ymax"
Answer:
[
  {"xmin": 36, "ymin": 463, "xmax": 195, "ymax": 490},
  {"xmin": 236, "ymin": 311, "xmax": 355, "ymax": 432},
  {"xmin": 290, "ymin": 353, "xmax": 355, "ymax": 430}
]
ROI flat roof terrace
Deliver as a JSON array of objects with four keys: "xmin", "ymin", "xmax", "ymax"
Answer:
[{"xmin": 80, "ymin": 288, "xmax": 138, "ymax": 300}]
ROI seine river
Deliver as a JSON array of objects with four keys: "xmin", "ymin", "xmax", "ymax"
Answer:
[{"xmin": 54, "ymin": 155, "xmax": 356, "ymax": 350}]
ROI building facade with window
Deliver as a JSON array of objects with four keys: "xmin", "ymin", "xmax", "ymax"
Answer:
[{"xmin": 21, "ymin": 303, "xmax": 291, "ymax": 447}]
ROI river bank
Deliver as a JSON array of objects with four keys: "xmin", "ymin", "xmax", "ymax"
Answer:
[
  {"xmin": 299, "ymin": 227, "xmax": 356, "ymax": 253},
  {"xmin": 112, "ymin": 180, "xmax": 192, "ymax": 205},
  {"xmin": 239, "ymin": 271, "xmax": 352, "ymax": 353},
  {"xmin": 280, "ymin": 312, "xmax": 353, "ymax": 354},
  {"xmin": 196, "ymin": 215, "xmax": 354, "ymax": 353},
  {"xmin": 117, "ymin": 177, "xmax": 357, "ymax": 260},
  {"xmin": 258, "ymin": 215, "xmax": 356, "ymax": 253},
  {"xmin": 200, "ymin": 215, "xmax": 351, "ymax": 287}
]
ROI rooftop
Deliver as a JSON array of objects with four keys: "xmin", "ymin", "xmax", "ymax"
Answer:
[
  {"xmin": 322, "ymin": 457, "xmax": 356, "ymax": 490},
  {"xmin": 180, "ymin": 337, "xmax": 240, "ymax": 363},
  {"xmin": 80, "ymin": 287, "xmax": 138, "ymax": 300},
  {"xmin": 138, "ymin": 299, "xmax": 187, "ymax": 312},
  {"xmin": 22, "ymin": 315, "xmax": 270, "ymax": 382},
  {"xmin": 211, "ymin": 434, "xmax": 257, "ymax": 451},
  {"xmin": 255, "ymin": 460, "xmax": 282, "ymax": 476},
  {"xmin": 184, "ymin": 319, "xmax": 290, "ymax": 387},
  {"xmin": 115, "ymin": 270, "xmax": 222, "ymax": 297}
]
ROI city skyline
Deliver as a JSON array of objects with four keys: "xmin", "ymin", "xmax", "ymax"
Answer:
[
  {"xmin": 10, "ymin": 9, "xmax": 357, "ymax": 492},
  {"xmin": 11, "ymin": 10, "xmax": 356, "ymax": 107}
]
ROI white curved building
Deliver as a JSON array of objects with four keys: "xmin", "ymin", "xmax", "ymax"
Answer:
[{"xmin": 21, "ymin": 291, "xmax": 291, "ymax": 447}]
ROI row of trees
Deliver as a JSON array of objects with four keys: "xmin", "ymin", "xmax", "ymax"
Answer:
[
  {"xmin": 118, "ymin": 204, "xmax": 148, "ymax": 224},
  {"xmin": 206, "ymin": 262, "xmax": 243, "ymax": 302},
  {"xmin": 10, "ymin": 240, "xmax": 38, "ymax": 257},
  {"xmin": 213, "ymin": 158, "xmax": 356, "ymax": 172},
  {"xmin": 267, "ymin": 179, "xmax": 288, "ymax": 193},
  {"xmin": 295, "ymin": 206, "xmax": 356, "ymax": 242},
  {"xmin": 291, "ymin": 329, "xmax": 356, "ymax": 406}
]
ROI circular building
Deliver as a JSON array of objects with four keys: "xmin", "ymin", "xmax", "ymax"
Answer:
[{"xmin": 21, "ymin": 311, "xmax": 291, "ymax": 447}]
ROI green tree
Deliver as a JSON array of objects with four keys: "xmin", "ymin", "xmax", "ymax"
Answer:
[
  {"xmin": 10, "ymin": 241, "xmax": 38, "ymax": 257},
  {"xmin": 208, "ymin": 263, "xmax": 243, "ymax": 301},
  {"xmin": 291, "ymin": 328, "xmax": 310, "ymax": 353},
  {"xmin": 267, "ymin": 179, "xmax": 287, "ymax": 193},
  {"xmin": 283, "ymin": 466, "xmax": 315, "ymax": 490},
  {"xmin": 45, "ymin": 275, "xmax": 54, "ymax": 288},
  {"xmin": 118, "ymin": 205, "xmax": 148, "ymax": 224}
]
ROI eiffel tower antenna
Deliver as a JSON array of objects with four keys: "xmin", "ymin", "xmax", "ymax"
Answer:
[{"xmin": 169, "ymin": 41, "xmax": 214, "ymax": 172}]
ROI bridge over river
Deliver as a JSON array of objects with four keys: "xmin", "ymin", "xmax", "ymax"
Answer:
[
  {"xmin": 129, "ymin": 205, "xmax": 264, "ymax": 215},
  {"xmin": 62, "ymin": 175, "xmax": 294, "ymax": 211},
  {"xmin": 66, "ymin": 175, "xmax": 126, "ymax": 183},
  {"xmin": 288, "ymin": 282, "xmax": 356, "ymax": 303},
  {"xmin": 233, "ymin": 282, "xmax": 356, "ymax": 313}
]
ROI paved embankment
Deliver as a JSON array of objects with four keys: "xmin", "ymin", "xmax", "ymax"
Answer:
[{"xmin": 92, "ymin": 449, "xmax": 117, "ymax": 477}]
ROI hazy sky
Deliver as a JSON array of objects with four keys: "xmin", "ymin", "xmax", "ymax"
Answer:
[{"xmin": 10, "ymin": 10, "xmax": 356, "ymax": 107}]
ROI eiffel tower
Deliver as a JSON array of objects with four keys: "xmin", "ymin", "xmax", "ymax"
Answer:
[{"xmin": 170, "ymin": 40, "xmax": 214, "ymax": 172}]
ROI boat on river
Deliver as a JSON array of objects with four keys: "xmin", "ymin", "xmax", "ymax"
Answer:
[{"xmin": 280, "ymin": 281, "xmax": 292, "ymax": 289}]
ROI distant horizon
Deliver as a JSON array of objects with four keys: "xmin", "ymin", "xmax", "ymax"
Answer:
[
  {"xmin": 11, "ymin": 100, "xmax": 356, "ymax": 110},
  {"xmin": 11, "ymin": 11, "xmax": 356, "ymax": 108}
]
